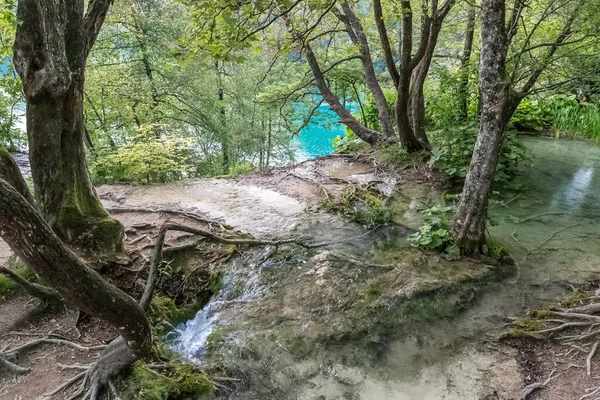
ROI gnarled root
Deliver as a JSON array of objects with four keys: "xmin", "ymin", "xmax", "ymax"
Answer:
[
  {"xmin": 0, "ymin": 336, "xmax": 106, "ymax": 376},
  {"xmin": 0, "ymin": 265, "xmax": 62, "ymax": 303},
  {"xmin": 43, "ymin": 338, "xmax": 135, "ymax": 400}
]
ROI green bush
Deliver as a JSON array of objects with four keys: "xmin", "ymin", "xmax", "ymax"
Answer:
[
  {"xmin": 408, "ymin": 204, "xmax": 457, "ymax": 253},
  {"xmin": 363, "ymin": 88, "xmax": 397, "ymax": 130},
  {"xmin": 90, "ymin": 124, "xmax": 194, "ymax": 184},
  {"xmin": 333, "ymin": 129, "xmax": 369, "ymax": 154},
  {"xmin": 428, "ymin": 123, "xmax": 528, "ymax": 189},
  {"xmin": 226, "ymin": 161, "xmax": 254, "ymax": 177},
  {"xmin": 510, "ymin": 96, "xmax": 553, "ymax": 131}
]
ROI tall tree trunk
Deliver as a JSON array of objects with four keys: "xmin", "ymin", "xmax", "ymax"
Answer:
[
  {"xmin": 409, "ymin": 21, "xmax": 446, "ymax": 150},
  {"xmin": 0, "ymin": 177, "xmax": 152, "ymax": 388},
  {"xmin": 453, "ymin": 0, "xmax": 509, "ymax": 254},
  {"xmin": 266, "ymin": 116, "xmax": 272, "ymax": 168},
  {"xmin": 458, "ymin": 6, "xmax": 476, "ymax": 121},
  {"xmin": 13, "ymin": 0, "xmax": 123, "ymax": 251},
  {"xmin": 337, "ymin": 2, "xmax": 396, "ymax": 139}
]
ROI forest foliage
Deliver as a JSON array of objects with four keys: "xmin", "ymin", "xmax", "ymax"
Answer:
[{"xmin": 0, "ymin": 0, "xmax": 597, "ymax": 185}]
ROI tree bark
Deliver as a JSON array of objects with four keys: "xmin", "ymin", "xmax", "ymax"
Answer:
[
  {"xmin": 458, "ymin": 6, "xmax": 476, "ymax": 121},
  {"xmin": 0, "ymin": 147, "xmax": 33, "ymax": 206},
  {"xmin": 373, "ymin": 0, "xmax": 399, "ymax": 87},
  {"xmin": 0, "ymin": 177, "xmax": 152, "ymax": 368},
  {"xmin": 453, "ymin": 0, "xmax": 509, "ymax": 254},
  {"xmin": 13, "ymin": 0, "xmax": 123, "ymax": 251},
  {"xmin": 337, "ymin": 2, "xmax": 396, "ymax": 139}
]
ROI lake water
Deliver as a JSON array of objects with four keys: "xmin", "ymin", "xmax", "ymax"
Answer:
[{"xmin": 294, "ymin": 102, "xmax": 356, "ymax": 159}]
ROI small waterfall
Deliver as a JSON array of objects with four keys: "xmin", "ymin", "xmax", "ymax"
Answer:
[{"xmin": 169, "ymin": 246, "xmax": 279, "ymax": 363}]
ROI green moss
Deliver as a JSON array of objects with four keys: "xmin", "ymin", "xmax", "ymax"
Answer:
[
  {"xmin": 150, "ymin": 295, "xmax": 197, "ymax": 326},
  {"xmin": 513, "ymin": 316, "xmax": 543, "ymax": 332},
  {"xmin": 0, "ymin": 258, "xmax": 35, "ymax": 300},
  {"xmin": 563, "ymin": 289, "xmax": 586, "ymax": 308},
  {"xmin": 209, "ymin": 270, "xmax": 224, "ymax": 293},
  {"xmin": 206, "ymin": 325, "xmax": 235, "ymax": 352},
  {"xmin": 323, "ymin": 185, "xmax": 395, "ymax": 228},
  {"xmin": 361, "ymin": 281, "xmax": 382, "ymax": 298},
  {"xmin": 122, "ymin": 361, "xmax": 213, "ymax": 400},
  {"xmin": 285, "ymin": 336, "xmax": 311, "ymax": 359}
]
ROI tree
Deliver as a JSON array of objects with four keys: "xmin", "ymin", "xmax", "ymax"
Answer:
[
  {"xmin": 457, "ymin": 5, "xmax": 476, "ymax": 121},
  {"xmin": 0, "ymin": 173, "xmax": 152, "ymax": 398},
  {"xmin": 13, "ymin": 0, "xmax": 123, "ymax": 250},
  {"xmin": 503, "ymin": 0, "xmax": 592, "ymax": 121},
  {"xmin": 453, "ymin": 0, "xmax": 509, "ymax": 253}
]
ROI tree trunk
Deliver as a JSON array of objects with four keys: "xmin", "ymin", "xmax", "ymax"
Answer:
[
  {"xmin": 458, "ymin": 6, "xmax": 476, "ymax": 121},
  {"xmin": 338, "ymin": 2, "xmax": 396, "ymax": 139},
  {"xmin": 409, "ymin": 21, "xmax": 446, "ymax": 150},
  {"xmin": 13, "ymin": 0, "xmax": 123, "ymax": 251},
  {"xmin": 453, "ymin": 0, "xmax": 509, "ymax": 254},
  {"xmin": 304, "ymin": 44, "xmax": 381, "ymax": 146},
  {"xmin": 396, "ymin": 74, "xmax": 423, "ymax": 151},
  {"xmin": 0, "ymin": 177, "xmax": 152, "ymax": 378}
]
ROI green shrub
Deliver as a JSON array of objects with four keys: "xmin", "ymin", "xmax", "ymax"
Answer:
[
  {"xmin": 408, "ymin": 204, "xmax": 457, "ymax": 253},
  {"xmin": 510, "ymin": 96, "xmax": 553, "ymax": 131},
  {"xmin": 428, "ymin": 123, "xmax": 528, "ymax": 189},
  {"xmin": 226, "ymin": 161, "xmax": 254, "ymax": 177},
  {"xmin": 363, "ymin": 88, "xmax": 397, "ymax": 130},
  {"xmin": 333, "ymin": 129, "xmax": 370, "ymax": 154},
  {"xmin": 90, "ymin": 124, "xmax": 194, "ymax": 184}
]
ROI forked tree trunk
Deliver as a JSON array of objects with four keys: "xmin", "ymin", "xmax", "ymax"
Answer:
[
  {"xmin": 453, "ymin": 0, "xmax": 509, "ymax": 254},
  {"xmin": 409, "ymin": 21, "xmax": 445, "ymax": 150},
  {"xmin": 13, "ymin": 0, "xmax": 123, "ymax": 251},
  {"xmin": 0, "ymin": 177, "xmax": 152, "ymax": 380}
]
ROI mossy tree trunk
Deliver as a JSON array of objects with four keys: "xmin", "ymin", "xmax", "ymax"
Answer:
[
  {"xmin": 0, "ymin": 177, "xmax": 152, "ymax": 383},
  {"xmin": 13, "ymin": 0, "xmax": 123, "ymax": 251},
  {"xmin": 453, "ymin": 0, "xmax": 509, "ymax": 254}
]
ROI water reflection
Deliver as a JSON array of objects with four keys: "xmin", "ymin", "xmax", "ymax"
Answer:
[{"xmin": 550, "ymin": 161, "xmax": 595, "ymax": 213}]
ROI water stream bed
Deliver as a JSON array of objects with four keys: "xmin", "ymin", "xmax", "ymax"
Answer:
[{"xmin": 5, "ymin": 136, "xmax": 600, "ymax": 399}]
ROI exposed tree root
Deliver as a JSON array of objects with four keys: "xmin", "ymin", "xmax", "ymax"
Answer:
[
  {"xmin": 0, "ymin": 265, "xmax": 62, "ymax": 303},
  {"xmin": 513, "ymin": 293, "xmax": 600, "ymax": 398},
  {"xmin": 42, "ymin": 338, "xmax": 135, "ymax": 400},
  {"xmin": 106, "ymin": 206, "xmax": 226, "ymax": 229},
  {"xmin": 519, "ymin": 369, "xmax": 557, "ymax": 399},
  {"xmin": 0, "ymin": 336, "xmax": 106, "ymax": 376}
]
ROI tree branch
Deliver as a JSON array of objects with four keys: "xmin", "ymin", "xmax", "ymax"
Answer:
[{"xmin": 84, "ymin": 0, "xmax": 114, "ymax": 56}]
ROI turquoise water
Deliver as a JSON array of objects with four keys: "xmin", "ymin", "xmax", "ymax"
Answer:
[{"xmin": 294, "ymin": 101, "xmax": 357, "ymax": 158}]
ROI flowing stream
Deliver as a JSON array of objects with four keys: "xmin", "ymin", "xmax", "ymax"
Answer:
[
  {"xmin": 167, "ymin": 136, "xmax": 600, "ymax": 399},
  {"xmin": 7, "ymin": 136, "xmax": 600, "ymax": 398}
]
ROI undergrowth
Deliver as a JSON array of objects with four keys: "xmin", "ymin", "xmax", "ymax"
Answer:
[
  {"xmin": 323, "ymin": 185, "xmax": 395, "ymax": 228},
  {"xmin": 428, "ymin": 123, "xmax": 528, "ymax": 190},
  {"xmin": 121, "ymin": 360, "xmax": 213, "ymax": 400}
]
